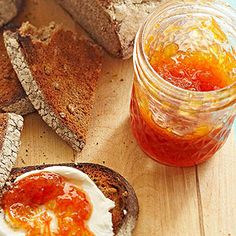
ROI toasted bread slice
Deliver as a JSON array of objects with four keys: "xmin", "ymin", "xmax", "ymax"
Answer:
[
  {"xmin": 4, "ymin": 22, "xmax": 103, "ymax": 152},
  {"xmin": 0, "ymin": 0, "xmax": 22, "ymax": 28},
  {"xmin": 0, "ymin": 32, "xmax": 34, "ymax": 115},
  {"xmin": 1, "ymin": 163, "xmax": 139, "ymax": 236},
  {"xmin": 0, "ymin": 113, "xmax": 23, "ymax": 189}
]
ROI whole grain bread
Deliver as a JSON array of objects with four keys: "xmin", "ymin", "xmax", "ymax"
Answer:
[
  {"xmin": 0, "ymin": 113, "xmax": 23, "ymax": 189},
  {"xmin": 4, "ymin": 22, "xmax": 103, "ymax": 152},
  {"xmin": 1, "ymin": 163, "xmax": 139, "ymax": 236},
  {"xmin": 0, "ymin": 0, "xmax": 22, "ymax": 28},
  {"xmin": 0, "ymin": 31, "xmax": 34, "ymax": 115},
  {"xmin": 58, "ymin": 0, "xmax": 161, "ymax": 59}
]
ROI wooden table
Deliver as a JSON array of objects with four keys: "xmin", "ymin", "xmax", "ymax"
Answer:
[{"xmin": 15, "ymin": 1, "xmax": 236, "ymax": 235}]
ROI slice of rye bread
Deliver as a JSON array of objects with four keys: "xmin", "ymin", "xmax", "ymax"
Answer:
[
  {"xmin": 1, "ymin": 163, "xmax": 139, "ymax": 236},
  {"xmin": 58, "ymin": 0, "xmax": 161, "ymax": 59},
  {"xmin": 4, "ymin": 22, "xmax": 103, "ymax": 152},
  {"xmin": 0, "ymin": 113, "xmax": 23, "ymax": 189},
  {"xmin": 0, "ymin": 31, "xmax": 34, "ymax": 115},
  {"xmin": 0, "ymin": 0, "xmax": 22, "ymax": 28}
]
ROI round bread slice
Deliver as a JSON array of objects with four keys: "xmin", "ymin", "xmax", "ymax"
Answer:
[
  {"xmin": 0, "ymin": 113, "xmax": 23, "ymax": 189},
  {"xmin": 0, "ymin": 0, "xmax": 22, "ymax": 28},
  {"xmin": 2, "ymin": 163, "xmax": 139, "ymax": 236}
]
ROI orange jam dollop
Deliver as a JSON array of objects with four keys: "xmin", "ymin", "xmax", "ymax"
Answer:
[{"xmin": 1, "ymin": 172, "xmax": 94, "ymax": 236}]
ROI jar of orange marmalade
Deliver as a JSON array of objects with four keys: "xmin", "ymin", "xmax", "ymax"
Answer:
[{"xmin": 131, "ymin": 0, "xmax": 236, "ymax": 167}]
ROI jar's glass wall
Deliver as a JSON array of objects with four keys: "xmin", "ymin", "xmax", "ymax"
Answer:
[{"xmin": 131, "ymin": 0, "xmax": 236, "ymax": 167}]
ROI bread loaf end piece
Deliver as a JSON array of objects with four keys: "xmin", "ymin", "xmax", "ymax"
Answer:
[{"xmin": 58, "ymin": 0, "xmax": 161, "ymax": 59}]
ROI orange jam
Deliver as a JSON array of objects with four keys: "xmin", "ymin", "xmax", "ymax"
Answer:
[
  {"xmin": 131, "ymin": 92, "xmax": 234, "ymax": 166},
  {"xmin": 1, "ymin": 172, "xmax": 93, "ymax": 236},
  {"xmin": 150, "ymin": 46, "xmax": 232, "ymax": 92}
]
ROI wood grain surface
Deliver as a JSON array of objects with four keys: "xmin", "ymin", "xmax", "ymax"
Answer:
[{"xmin": 13, "ymin": 1, "xmax": 236, "ymax": 235}]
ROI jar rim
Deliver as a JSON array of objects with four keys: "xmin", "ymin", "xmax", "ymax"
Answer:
[{"xmin": 133, "ymin": 0, "xmax": 236, "ymax": 112}]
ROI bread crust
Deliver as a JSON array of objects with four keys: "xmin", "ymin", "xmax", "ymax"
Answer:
[
  {"xmin": 1, "ymin": 163, "xmax": 139, "ymax": 236},
  {"xmin": 0, "ymin": 113, "xmax": 23, "ymax": 189},
  {"xmin": 58, "ymin": 0, "xmax": 161, "ymax": 58},
  {"xmin": 4, "ymin": 23, "xmax": 103, "ymax": 152}
]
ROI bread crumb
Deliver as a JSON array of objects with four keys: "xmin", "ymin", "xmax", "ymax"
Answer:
[
  {"xmin": 108, "ymin": 187, "xmax": 117, "ymax": 194},
  {"xmin": 67, "ymin": 104, "xmax": 75, "ymax": 114},
  {"xmin": 44, "ymin": 65, "xmax": 51, "ymax": 75},
  {"xmin": 123, "ymin": 191, "xmax": 128, "ymax": 197},
  {"xmin": 59, "ymin": 112, "xmax": 66, "ymax": 118},
  {"xmin": 52, "ymin": 81, "xmax": 60, "ymax": 90}
]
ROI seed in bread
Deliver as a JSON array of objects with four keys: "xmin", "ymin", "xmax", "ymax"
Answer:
[
  {"xmin": 0, "ymin": 113, "xmax": 23, "ymax": 189},
  {"xmin": 1, "ymin": 163, "xmax": 139, "ymax": 236},
  {"xmin": 58, "ymin": 0, "xmax": 161, "ymax": 58},
  {"xmin": 4, "ymin": 22, "xmax": 103, "ymax": 152},
  {"xmin": 0, "ymin": 0, "xmax": 22, "ymax": 28},
  {"xmin": 0, "ymin": 32, "xmax": 34, "ymax": 115}
]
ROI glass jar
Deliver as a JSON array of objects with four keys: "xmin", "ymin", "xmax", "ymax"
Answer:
[{"xmin": 130, "ymin": 0, "xmax": 236, "ymax": 167}]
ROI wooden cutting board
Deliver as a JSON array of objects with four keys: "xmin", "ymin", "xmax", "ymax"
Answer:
[{"xmin": 14, "ymin": 1, "xmax": 236, "ymax": 235}]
